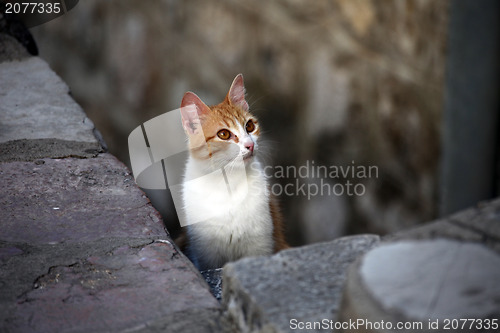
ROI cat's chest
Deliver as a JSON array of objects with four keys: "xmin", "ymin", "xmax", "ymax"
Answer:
[
  {"xmin": 183, "ymin": 160, "xmax": 274, "ymax": 269},
  {"xmin": 182, "ymin": 161, "xmax": 270, "ymax": 230},
  {"xmin": 187, "ymin": 176, "xmax": 273, "ymax": 258},
  {"xmin": 184, "ymin": 173, "xmax": 267, "ymax": 221}
]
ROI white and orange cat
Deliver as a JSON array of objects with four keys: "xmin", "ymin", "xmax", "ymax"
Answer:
[{"xmin": 177, "ymin": 74, "xmax": 288, "ymax": 270}]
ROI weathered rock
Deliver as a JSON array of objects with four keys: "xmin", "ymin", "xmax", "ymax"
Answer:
[
  {"xmin": 341, "ymin": 198, "xmax": 500, "ymax": 332},
  {"xmin": 387, "ymin": 198, "xmax": 500, "ymax": 254},
  {"xmin": 141, "ymin": 308, "xmax": 235, "ymax": 333},
  {"xmin": 448, "ymin": 199, "xmax": 500, "ymax": 241},
  {"xmin": 0, "ymin": 138, "xmax": 104, "ymax": 162},
  {"xmin": 0, "ymin": 154, "xmax": 165, "ymax": 244},
  {"xmin": 222, "ymin": 235, "xmax": 379, "ymax": 333},
  {"xmin": 0, "ymin": 238, "xmax": 221, "ymax": 333},
  {"xmin": 341, "ymin": 240, "xmax": 500, "ymax": 333},
  {"xmin": 0, "ymin": 154, "xmax": 226, "ymax": 332},
  {"xmin": 0, "ymin": 57, "xmax": 103, "ymax": 162}
]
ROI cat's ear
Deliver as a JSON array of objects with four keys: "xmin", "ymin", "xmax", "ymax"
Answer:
[
  {"xmin": 226, "ymin": 74, "xmax": 249, "ymax": 111},
  {"xmin": 180, "ymin": 92, "xmax": 210, "ymax": 135}
]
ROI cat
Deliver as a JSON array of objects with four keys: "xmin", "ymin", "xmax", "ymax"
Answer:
[{"xmin": 176, "ymin": 73, "xmax": 289, "ymax": 270}]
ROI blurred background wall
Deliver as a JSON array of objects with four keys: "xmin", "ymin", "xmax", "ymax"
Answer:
[{"xmin": 30, "ymin": 0, "xmax": 451, "ymax": 246}]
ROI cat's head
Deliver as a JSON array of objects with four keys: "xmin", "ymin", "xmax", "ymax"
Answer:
[{"xmin": 180, "ymin": 74, "xmax": 260, "ymax": 168}]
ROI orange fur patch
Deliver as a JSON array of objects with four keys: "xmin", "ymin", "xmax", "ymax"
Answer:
[{"xmin": 194, "ymin": 99, "xmax": 260, "ymax": 149}]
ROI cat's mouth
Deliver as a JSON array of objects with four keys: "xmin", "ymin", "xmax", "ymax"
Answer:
[{"xmin": 242, "ymin": 151, "xmax": 254, "ymax": 160}]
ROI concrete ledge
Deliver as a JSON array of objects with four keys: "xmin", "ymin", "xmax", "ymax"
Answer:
[
  {"xmin": 0, "ymin": 152, "xmax": 223, "ymax": 331},
  {"xmin": 0, "ymin": 57, "xmax": 104, "ymax": 163},
  {"xmin": 0, "ymin": 154, "xmax": 166, "ymax": 244},
  {"xmin": 340, "ymin": 199, "xmax": 500, "ymax": 333},
  {"xmin": 222, "ymin": 235, "xmax": 380, "ymax": 333},
  {"xmin": 0, "ymin": 138, "xmax": 103, "ymax": 162},
  {"xmin": 1, "ymin": 238, "xmax": 220, "ymax": 332},
  {"xmin": 386, "ymin": 198, "xmax": 500, "ymax": 254}
]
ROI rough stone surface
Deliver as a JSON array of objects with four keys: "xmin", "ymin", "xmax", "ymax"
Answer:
[
  {"xmin": 387, "ymin": 198, "xmax": 500, "ymax": 254},
  {"xmin": 140, "ymin": 308, "xmax": 234, "ymax": 333},
  {"xmin": 449, "ymin": 199, "xmax": 500, "ymax": 241},
  {"xmin": 341, "ymin": 240, "xmax": 500, "ymax": 333},
  {"xmin": 362, "ymin": 240, "xmax": 500, "ymax": 320},
  {"xmin": 0, "ymin": 239, "xmax": 220, "ymax": 333},
  {"xmin": 0, "ymin": 57, "xmax": 103, "ymax": 162},
  {"xmin": 341, "ymin": 198, "xmax": 500, "ymax": 332},
  {"xmin": 0, "ymin": 154, "xmax": 166, "ymax": 244},
  {"xmin": 0, "ymin": 154, "xmax": 224, "ymax": 332},
  {"xmin": 0, "ymin": 138, "xmax": 104, "ymax": 162},
  {"xmin": 222, "ymin": 235, "xmax": 380, "ymax": 333}
]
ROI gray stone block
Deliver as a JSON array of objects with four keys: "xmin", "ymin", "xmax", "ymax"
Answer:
[
  {"xmin": 448, "ymin": 198, "xmax": 500, "ymax": 240},
  {"xmin": 0, "ymin": 238, "xmax": 221, "ymax": 333},
  {"xmin": 387, "ymin": 198, "xmax": 500, "ymax": 254},
  {"xmin": 222, "ymin": 234, "xmax": 380, "ymax": 333},
  {"xmin": 341, "ymin": 239, "xmax": 500, "ymax": 333},
  {"xmin": 0, "ymin": 154, "xmax": 166, "ymax": 244},
  {"xmin": 0, "ymin": 154, "xmax": 226, "ymax": 332},
  {"xmin": 0, "ymin": 138, "xmax": 104, "ymax": 162},
  {"xmin": 143, "ymin": 308, "xmax": 235, "ymax": 333},
  {"xmin": 0, "ymin": 57, "xmax": 102, "ymax": 162}
]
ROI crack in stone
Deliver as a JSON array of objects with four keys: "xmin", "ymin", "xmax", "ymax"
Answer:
[
  {"xmin": 126, "ymin": 239, "xmax": 155, "ymax": 250},
  {"xmin": 425, "ymin": 244, "xmax": 460, "ymax": 318},
  {"xmin": 14, "ymin": 238, "xmax": 173, "ymax": 307},
  {"xmin": 32, "ymin": 262, "xmax": 79, "ymax": 290},
  {"xmin": 449, "ymin": 217, "xmax": 500, "ymax": 243}
]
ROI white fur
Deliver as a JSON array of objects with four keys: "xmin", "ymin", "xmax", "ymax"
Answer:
[{"xmin": 182, "ymin": 134, "xmax": 273, "ymax": 270}]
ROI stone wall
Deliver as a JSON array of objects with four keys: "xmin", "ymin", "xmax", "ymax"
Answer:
[{"xmin": 31, "ymin": 0, "xmax": 450, "ymax": 244}]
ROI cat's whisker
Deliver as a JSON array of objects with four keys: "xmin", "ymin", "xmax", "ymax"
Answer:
[{"xmin": 226, "ymin": 153, "xmax": 243, "ymax": 173}]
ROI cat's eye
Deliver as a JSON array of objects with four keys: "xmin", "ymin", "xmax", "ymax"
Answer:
[
  {"xmin": 217, "ymin": 129, "xmax": 231, "ymax": 140},
  {"xmin": 246, "ymin": 120, "xmax": 255, "ymax": 133}
]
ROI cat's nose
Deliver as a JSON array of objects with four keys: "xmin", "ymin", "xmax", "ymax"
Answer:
[{"xmin": 244, "ymin": 141, "xmax": 254, "ymax": 152}]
